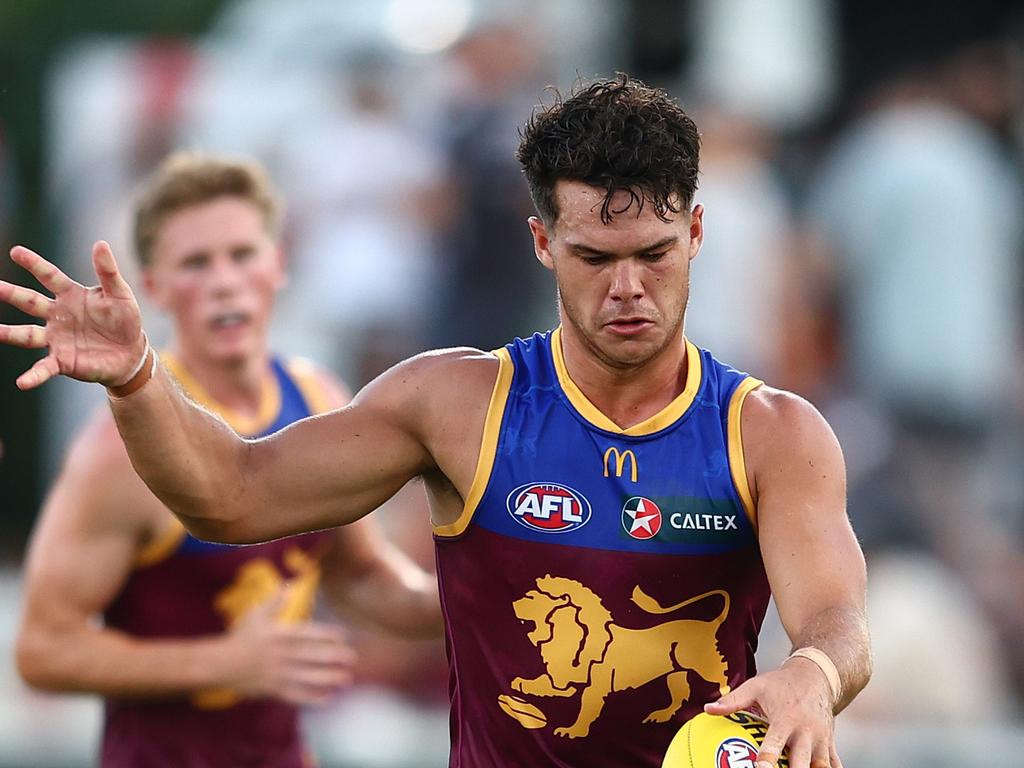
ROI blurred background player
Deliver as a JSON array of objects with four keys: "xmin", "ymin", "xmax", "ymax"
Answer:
[{"xmin": 14, "ymin": 152, "xmax": 441, "ymax": 767}]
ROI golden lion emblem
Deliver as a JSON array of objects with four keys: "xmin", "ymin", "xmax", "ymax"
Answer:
[{"xmin": 507, "ymin": 575, "xmax": 731, "ymax": 739}]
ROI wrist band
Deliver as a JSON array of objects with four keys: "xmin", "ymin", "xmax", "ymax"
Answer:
[
  {"xmin": 787, "ymin": 646, "xmax": 842, "ymax": 705},
  {"xmin": 107, "ymin": 337, "xmax": 156, "ymax": 399}
]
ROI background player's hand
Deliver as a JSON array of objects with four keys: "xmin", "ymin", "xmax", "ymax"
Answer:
[
  {"xmin": 703, "ymin": 658, "xmax": 842, "ymax": 768},
  {"xmin": 224, "ymin": 585, "xmax": 356, "ymax": 706},
  {"xmin": 0, "ymin": 242, "xmax": 145, "ymax": 390}
]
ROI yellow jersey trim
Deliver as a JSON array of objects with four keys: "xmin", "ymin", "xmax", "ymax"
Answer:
[
  {"xmin": 434, "ymin": 348, "xmax": 515, "ymax": 538},
  {"xmin": 286, "ymin": 357, "xmax": 333, "ymax": 415},
  {"xmin": 161, "ymin": 352, "xmax": 281, "ymax": 436},
  {"xmin": 727, "ymin": 376, "xmax": 763, "ymax": 531},
  {"xmin": 133, "ymin": 519, "xmax": 187, "ymax": 568},
  {"xmin": 550, "ymin": 326, "xmax": 703, "ymax": 436}
]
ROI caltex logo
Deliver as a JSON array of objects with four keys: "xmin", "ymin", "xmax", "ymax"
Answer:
[
  {"xmin": 507, "ymin": 483, "xmax": 592, "ymax": 534},
  {"xmin": 716, "ymin": 737, "xmax": 759, "ymax": 768},
  {"xmin": 621, "ymin": 496, "xmax": 662, "ymax": 540}
]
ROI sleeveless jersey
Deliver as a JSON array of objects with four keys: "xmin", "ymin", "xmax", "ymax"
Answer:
[
  {"xmin": 101, "ymin": 355, "xmax": 333, "ymax": 768},
  {"xmin": 434, "ymin": 328, "xmax": 770, "ymax": 768}
]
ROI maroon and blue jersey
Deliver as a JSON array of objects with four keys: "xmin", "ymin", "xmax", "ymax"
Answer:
[
  {"xmin": 434, "ymin": 328, "xmax": 770, "ymax": 767},
  {"xmin": 101, "ymin": 355, "xmax": 333, "ymax": 768}
]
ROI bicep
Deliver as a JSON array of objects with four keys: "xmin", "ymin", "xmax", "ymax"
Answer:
[
  {"xmin": 746, "ymin": 390, "xmax": 866, "ymax": 639},
  {"xmin": 22, "ymin": 462, "xmax": 145, "ymax": 632},
  {"xmin": 229, "ymin": 384, "xmax": 433, "ymax": 543}
]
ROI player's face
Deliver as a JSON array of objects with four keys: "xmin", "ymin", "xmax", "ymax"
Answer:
[
  {"xmin": 143, "ymin": 197, "xmax": 285, "ymax": 365},
  {"xmin": 530, "ymin": 180, "xmax": 702, "ymax": 369}
]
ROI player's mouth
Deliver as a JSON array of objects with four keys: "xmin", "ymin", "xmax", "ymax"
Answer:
[
  {"xmin": 209, "ymin": 310, "xmax": 252, "ymax": 333},
  {"xmin": 604, "ymin": 317, "xmax": 654, "ymax": 337}
]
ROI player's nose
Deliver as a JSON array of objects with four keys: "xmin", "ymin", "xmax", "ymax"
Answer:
[{"xmin": 607, "ymin": 259, "xmax": 645, "ymax": 301}]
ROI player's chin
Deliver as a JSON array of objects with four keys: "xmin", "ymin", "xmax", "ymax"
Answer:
[{"xmin": 598, "ymin": 336, "xmax": 663, "ymax": 368}]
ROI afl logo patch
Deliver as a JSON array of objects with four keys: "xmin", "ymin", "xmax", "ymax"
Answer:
[
  {"xmin": 621, "ymin": 496, "xmax": 662, "ymax": 540},
  {"xmin": 716, "ymin": 737, "xmax": 759, "ymax": 768},
  {"xmin": 506, "ymin": 483, "xmax": 592, "ymax": 533}
]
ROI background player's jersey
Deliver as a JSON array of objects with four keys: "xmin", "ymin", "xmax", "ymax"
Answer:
[
  {"xmin": 101, "ymin": 355, "xmax": 332, "ymax": 768},
  {"xmin": 434, "ymin": 328, "xmax": 770, "ymax": 768}
]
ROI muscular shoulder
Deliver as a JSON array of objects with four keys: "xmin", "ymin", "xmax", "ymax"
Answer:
[
  {"xmin": 63, "ymin": 408, "xmax": 133, "ymax": 478},
  {"xmin": 285, "ymin": 356, "xmax": 352, "ymax": 411},
  {"xmin": 350, "ymin": 347, "xmax": 500, "ymax": 471},
  {"xmin": 52, "ymin": 409, "xmax": 164, "ymax": 530},
  {"xmin": 740, "ymin": 386, "xmax": 845, "ymax": 501},
  {"xmin": 354, "ymin": 347, "xmax": 499, "ymax": 419}
]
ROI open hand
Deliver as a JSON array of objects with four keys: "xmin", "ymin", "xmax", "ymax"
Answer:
[
  {"xmin": 704, "ymin": 658, "xmax": 842, "ymax": 768},
  {"xmin": 224, "ymin": 584, "xmax": 355, "ymax": 706},
  {"xmin": 0, "ymin": 242, "xmax": 144, "ymax": 389}
]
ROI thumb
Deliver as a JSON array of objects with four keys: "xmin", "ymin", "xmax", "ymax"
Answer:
[
  {"xmin": 91, "ymin": 241, "xmax": 134, "ymax": 300},
  {"xmin": 704, "ymin": 681, "xmax": 760, "ymax": 716}
]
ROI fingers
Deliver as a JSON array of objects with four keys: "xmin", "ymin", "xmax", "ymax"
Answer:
[
  {"xmin": 0, "ymin": 323, "xmax": 46, "ymax": 348},
  {"xmin": 91, "ymin": 241, "xmax": 133, "ymax": 300},
  {"xmin": 830, "ymin": 743, "xmax": 844, "ymax": 768},
  {"xmin": 0, "ymin": 280, "xmax": 52, "ymax": 319},
  {"xmin": 16, "ymin": 355, "xmax": 59, "ymax": 390},
  {"xmin": 10, "ymin": 246, "xmax": 74, "ymax": 295},
  {"xmin": 276, "ymin": 666, "xmax": 353, "ymax": 706},
  {"xmin": 704, "ymin": 681, "xmax": 758, "ymax": 715},
  {"xmin": 780, "ymin": 729, "xmax": 812, "ymax": 768}
]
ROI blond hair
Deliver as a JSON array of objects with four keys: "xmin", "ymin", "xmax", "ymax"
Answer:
[{"xmin": 133, "ymin": 152, "xmax": 283, "ymax": 266}]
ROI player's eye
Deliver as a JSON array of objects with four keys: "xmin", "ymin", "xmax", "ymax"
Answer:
[
  {"xmin": 582, "ymin": 255, "xmax": 608, "ymax": 267},
  {"xmin": 642, "ymin": 250, "xmax": 669, "ymax": 262},
  {"xmin": 232, "ymin": 247, "xmax": 256, "ymax": 263},
  {"xmin": 182, "ymin": 254, "xmax": 208, "ymax": 270}
]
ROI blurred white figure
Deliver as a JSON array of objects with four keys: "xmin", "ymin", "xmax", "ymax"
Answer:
[
  {"xmin": 685, "ymin": 111, "xmax": 792, "ymax": 380},
  {"xmin": 276, "ymin": 52, "xmax": 445, "ymax": 378},
  {"xmin": 844, "ymin": 552, "xmax": 1015, "ymax": 723},
  {"xmin": 812, "ymin": 101, "xmax": 1021, "ymax": 423}
]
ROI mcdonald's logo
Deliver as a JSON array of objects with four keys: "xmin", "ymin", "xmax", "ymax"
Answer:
[{"xmin": 603, "ymin": 447, "xmax": 638, "ymax": 483}]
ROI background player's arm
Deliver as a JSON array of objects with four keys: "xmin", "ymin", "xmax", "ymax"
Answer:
[
  {"xmin": 303, "ymin": 366, "xmax": 442, "ymax": 638},
  {"xmin": 319, "ymin": 515, "xmax": 442, "ymax": 638},
  {"xmin": 707, "ymin": 387, "xmax": 870, "ymax": 767},
  {"xmin": 15, "ymin": 414, "xmax": 352, "ymax": 703}
]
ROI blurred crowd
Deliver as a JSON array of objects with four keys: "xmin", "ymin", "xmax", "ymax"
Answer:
[{"xmin": 3, "ymin": 0, "xmax": 1024, "ymax": 765}]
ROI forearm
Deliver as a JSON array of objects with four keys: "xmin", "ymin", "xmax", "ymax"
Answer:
[
  {"xmin": 324, "ymin": 545, "xmax": 443, "ymax": 638},
  {"xmin": 784, "ymin": 603, "xmax": 872, "ymax": 713},
  {"xmin": 17, "ymin": 624, "xmax": 241, "ymax": 698},
  {"xmin": 108, "ymin": 365, "xmax": 246, "ymax": 537}
]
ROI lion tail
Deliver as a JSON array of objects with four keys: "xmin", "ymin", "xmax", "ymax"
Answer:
[{"xmin": 631, "ymin": 587, "xmax": 730, "ymax": 626}]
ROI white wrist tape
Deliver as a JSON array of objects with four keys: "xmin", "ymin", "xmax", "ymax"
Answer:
[{"xmin": 787, "ymin": 646, "xmax": 842, "ymax": 704}]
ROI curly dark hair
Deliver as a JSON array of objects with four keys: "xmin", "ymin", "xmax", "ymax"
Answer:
[{"xmin": 517, "ymin": 74, "xmax": 700, "ymax": 226}]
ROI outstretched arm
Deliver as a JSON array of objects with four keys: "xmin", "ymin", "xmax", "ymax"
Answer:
[
  {"xmin": 705, "ymin": 387, "xmax": 870, "ymax": 768},
  {"xmin": 0, "ymin": 243, "xmax": 465, "ymax": 543}
]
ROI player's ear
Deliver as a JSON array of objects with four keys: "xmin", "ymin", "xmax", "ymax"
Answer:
[
  {"xmin": 687, "ymin": 204, "xmax": 704, "ymax": 262},
  {"xmin": 141, "ymin": 267, "xmax": 169, "ymax": 310},
  {"xmin": 273, "ymin": 245, "xmax": 289, "ymax": 291},
  {"xmin": 529, "ymin": 216, "xmax": 554, "ymax": 271}
]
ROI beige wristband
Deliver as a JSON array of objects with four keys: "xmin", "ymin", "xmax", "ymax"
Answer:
[
  {"xmin": 106, "ymin": 336, "xmax": 156, "ymax": 399},
  {"xmin": 787, "ymin": 646, "xmax": 842, "ymax": 704}
]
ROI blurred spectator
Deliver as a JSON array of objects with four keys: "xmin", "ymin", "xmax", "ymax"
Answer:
[
  {"xmin": 428, "ymin": 21, "xmax": 556, "ymax": 349},
  {"xmin": 684, "ymin": 108, "xmax": 793, "ymax": 382},
  {"xmin": 275, "ymin": 49, "xmax": 448, "ymax": 381},
  {"xmin": 808, "ymin": 27, "xmax": 1024, "ymax": 697}
]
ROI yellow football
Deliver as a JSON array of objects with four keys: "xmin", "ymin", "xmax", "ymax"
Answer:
[{"xmin": 662, "ymin": 711, "xmax": 789, "ymax": 768}]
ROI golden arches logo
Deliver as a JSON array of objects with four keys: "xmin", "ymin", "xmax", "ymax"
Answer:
[{"xmin": 603, "ymin": 447, "xmax": 638, "ymax": 482}]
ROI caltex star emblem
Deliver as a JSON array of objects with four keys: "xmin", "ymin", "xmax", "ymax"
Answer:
[{"xmin": 621, "ymin": 496, "xmax": 662, "ymax": 540}]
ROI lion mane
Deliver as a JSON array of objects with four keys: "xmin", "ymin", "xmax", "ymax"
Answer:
[{"xmin": 521, "ymin": 575, "xmax": 613, "ymax": 690}]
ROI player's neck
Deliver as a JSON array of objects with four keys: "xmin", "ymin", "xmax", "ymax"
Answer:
[
  {"xmin": 558, "ymin": 322, "xmax": 689, "ymax": 430},
  {"xmin": 170, "ymin": 344, "xmax": 272, "ymax": 420}
]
